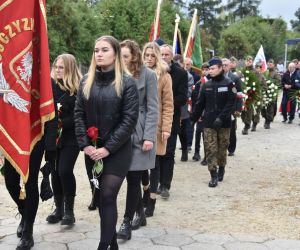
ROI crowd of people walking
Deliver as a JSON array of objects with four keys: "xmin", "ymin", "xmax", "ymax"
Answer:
[{"xmin": 2, "ymin": 35, "xmax": 300, "ymax": 250}]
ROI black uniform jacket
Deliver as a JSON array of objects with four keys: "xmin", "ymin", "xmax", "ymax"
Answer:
[{"xmin": 192, "ymin": 74, "xmax": 236, "ymax": 128}]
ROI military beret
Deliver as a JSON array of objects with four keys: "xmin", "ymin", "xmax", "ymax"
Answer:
[
  {"xmin": 154, "ymin": 38, "xmax": 165, "ymax": 46},
  {"xmin": 208, "ymin": 57, "xmax": 222, "ymax": 67}
]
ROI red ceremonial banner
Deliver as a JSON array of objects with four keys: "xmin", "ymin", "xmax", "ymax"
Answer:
[{"xmin": 0, "ymin": 0, "xmax": 54, "ymax": 184}]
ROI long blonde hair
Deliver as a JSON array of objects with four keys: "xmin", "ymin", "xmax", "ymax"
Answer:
[
  {"xmin": 51, "ymin": 53, "xmax": 82, "ymax": 95},
  {"xmin": 142, "ymin": 42, "xmax": 168, "ymax": 81},
  {"xmin": 83, "ymin": 36, "xmax": 128, "ymax": 99}
]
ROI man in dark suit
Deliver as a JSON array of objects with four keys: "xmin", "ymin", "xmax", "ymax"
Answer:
[
  {"xmin": 222, "ymin": 58, "xmax": 243, "ymax": 156},
  {"xmin": 158, "ymin": 44, "xmax": 188, "ymax": 198},
  {"xmin": 281, "ymin": 62, "xmax": 298, "ymax": 123}
]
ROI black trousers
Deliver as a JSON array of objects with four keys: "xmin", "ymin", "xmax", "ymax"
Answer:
[
  {"xmin": 194, "ymin": 121, "xmax": 204, "ymax": 153},
  {"xmin": 159, "ymin": 133, "xmax": 177, "ymax": 190},
  {"xmin": 281, "ymin": 91, "xmax": 296, "ymax": 121},
  {"xmin": 179, "ymin": 118, "xmax": 188, "ymax": 151},
  {"xmin": 4, "ymin": 139, "xmax": 44, "ymax": 224},
  {"xmin": 51, "ymin": 146, "xmax": 79, "ymax": 197},
  {"xmin": 124, "ymin": 171, "xmax": 143, "ymax": 220},
  {"xmin": 228, "ymin": 119, "xmax": 237, "ymax": 154},
  {"xmin": 141, "ymin": 156, "xmax": 161, "ymax": 193}
]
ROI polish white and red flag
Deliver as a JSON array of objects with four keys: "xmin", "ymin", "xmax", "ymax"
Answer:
[{"xmin": 253, "ymin": 45, "xmax": 267, "ymax": 73}]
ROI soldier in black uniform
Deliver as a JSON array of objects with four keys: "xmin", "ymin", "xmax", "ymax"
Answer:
[{"xmin": 192, "ymin": 58, "xmax": 235, "ymax": 188}]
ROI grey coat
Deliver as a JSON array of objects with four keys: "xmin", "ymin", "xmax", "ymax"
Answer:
[{"xmin": 129, "ymin": 66, "xmax": 159, "ymax": 171}]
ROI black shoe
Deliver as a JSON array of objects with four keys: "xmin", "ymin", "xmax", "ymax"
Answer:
[
  {"xmin": 251, "ymin": 123, "xmax": 257, "ymax": 132},
  {"xmin": 228, "ymin": 152, "xmax": 234, "ymax": 156},
  {"xmin": 145, "ymin": 198, "xmax": 156, "ymax": 217},
  {"xmin": 180, "ymin": 150, "xmax": 188, "ymax": 161},
  {"xmin": 156, "ymin": 186, "xmax": 161, "ymax": 195},
  {"xmin": 242, "ymin": 127, "xmax": 248, "ymax": 135},
  {"xmin": 61, "ymin": 196, "xmax": 75, "ymax": 226},
  {"xmin": 208, "ymin": 170, "xmax": 218, "ymax": 188},
  {"xmin": 200, "ymin": 158, "xmax": 207, "ymax": 166},
  {"xmin": 132, "ymin": 209, "xmax": 146, "ymax": 230},
  {"xmin": 288, "ymin": 120, "xmax": 293, "ymax": 124},
  {"xmin": 142, "ymin": 188, "xmax": 150, "ymax": 208},
  {"xmin": 17, "ymin": 216, "xmax": 25, "ymax": 238},
  {"xmin": 264, "ymin": 122, "xmax": 270, "ymax": 129},
  {"xmin": 192, "ymin": 152, "xmax": 200, "ymax": 161},
  {"xmin": 160, "ymin": 187, "xmax": 170, "ymax": 199},
  {"xmin": 117, "ymin": 217, "xmax": 132, "ymax": 240},
  {"xmin": 46, "ymin": 195, "xmax": 63, "ymax": 224},
  {"xmin": 282, "ymin": 119, "xmax": 287, "ymax": 123},
  {"xmin": 218, "ymin": 166, "xmax": 225, "ymax": 182},
  {"xmin": 16, "ymin": 222, "xmax": 34, "ymax": 250}
]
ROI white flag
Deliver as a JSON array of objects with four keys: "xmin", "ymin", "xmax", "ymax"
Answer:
[{"xmin": 253, "ymin": 45, "xmax": 267, "ymax": 73}]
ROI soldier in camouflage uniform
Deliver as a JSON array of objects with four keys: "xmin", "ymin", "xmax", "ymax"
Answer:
[
  {"xmin": 241, "ymin": 56, "xmax": 264, "ymax": 134},
  {"xmin": 261, "ymin": 59, "xmax": 281, "ymax": 128},
  {"xmin": 192, "ymin": 58, "xmax": 235, "ymax": 188}
]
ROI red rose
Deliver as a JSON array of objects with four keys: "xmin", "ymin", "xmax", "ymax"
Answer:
[{"xmin": 87, "ymin": 126, "xmax": 99, "ymax": 142}]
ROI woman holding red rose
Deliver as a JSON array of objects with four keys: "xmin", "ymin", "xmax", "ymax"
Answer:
[
  {"xmin": 46, "ymin": 54, "xmax": 81, "ymax": 226},
  {"xmin": 74, "ymin": 36, "xmax": 139, "ymax": 250}
]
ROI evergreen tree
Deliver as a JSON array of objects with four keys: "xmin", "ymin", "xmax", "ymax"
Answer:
[
  {"xmin": 225, "ymin": 0, "xmax": 261, "ymax": 21},
  {"xmin": 291, "ymin": 8, "xmax": 300, "ymax": 32}
]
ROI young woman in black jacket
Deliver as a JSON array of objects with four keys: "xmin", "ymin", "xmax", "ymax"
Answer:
[
  {"xmin": 46, "ymin": 54, "xmax": 82, "ymax": 226},
  {"xmin": 74, "ymin": 35, "xmax": 139, "ymax": 250}
]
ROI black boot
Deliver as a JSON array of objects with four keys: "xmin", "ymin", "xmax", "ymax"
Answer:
[
  {"xmin": 251, "ymin": 123, "xmax": 257, "ymax": 132},
  {"xmin": 117, "ymin": 217, "xmax": 132, "ymax": 240},
  {"xmin": 46, "ymin": 195, "xmax": 63, "ymax": 223},
  {"xmin": 17, "ymin": 208, "xmax": 24, "ymax": 238},
  {"xmin": 97, "ymin": 242, "xmax": 109, "ymax": 250},
  {"xmin": 242, "ymin": 125, "xmax": 250, "ymax": 135},
  {"xmin": 145, "ymin": 198, "xmax": 156, "ymax": 217},
  {"xmin": 61, "ymin": 196, "xmax": 75, "ymax": 226},
  {"xmin": 132, "ymin": 208, "xmax": 146, "ymax": 230},
  {"xmin": 218, "ymin": 166, "xmax": 225, "ymax": 182},
  {"xmin": 264, "ymin": 120, "xmax": 270, "ymax": 129},
  {"xmin": 110, "ymin": 232, "xmax": 119, "ymax": 250},
  {"xmin": 180, "ymin": 150, "xmax": 188, "ymax": 162},
  {"xmin": 208, "ymin": 170, "xmax": 218, "ymax": 188},
  {"xmin": 192, "ymin": 152, "xmax": 200, "ymax": 161},
  {"xmin": 88, "ymin": 188, "xmax": 97, "ymax": 211},
  {"xmin": 16, "ymin": 222, "xmax": 34, "ymax": 250},
  {"xmin": 142, "ymin": 188, "xmax": 150, "ymax": 208}
]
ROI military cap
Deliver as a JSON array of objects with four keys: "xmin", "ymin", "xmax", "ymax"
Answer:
[
  {"xmin": 208, "ymin": 57, "xmax": 222, "ymax": 67},
  {"xmin": 246, "ymin": 55, "xmax": 253, "ymax": 61},
  {"xmin": 268, "ymin": 59, "xmax": 274, "ymax": 64}
]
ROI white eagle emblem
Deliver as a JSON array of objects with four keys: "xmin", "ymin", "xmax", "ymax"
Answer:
[{"xmin": 0, "ymin": 63, "xmax": 29, "ymax": 113}]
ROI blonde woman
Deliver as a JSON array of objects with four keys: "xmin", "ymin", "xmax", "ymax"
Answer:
[
  {"xmin": 46, "ymin": 54, "xmax": 81, "ymax": 226},
  {"xmin": 132, "ymin": 42, "xmax": 173, "ymax": 230},
  {"xmin": 74, "ymin": 36, "xmax": 139, "ymax": 250}
]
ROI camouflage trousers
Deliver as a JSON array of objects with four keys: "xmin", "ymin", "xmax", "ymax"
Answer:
[
  {"xmin": 261, "ymin": 101, "xmax": 275, "ymax": 122},
  {"xmin": 203, "ymin": 128, "xmax": 231, "ymax": 171},
  {"xmin": 241, "ymin": 105, "xmax": 261, "ymax": 127}
]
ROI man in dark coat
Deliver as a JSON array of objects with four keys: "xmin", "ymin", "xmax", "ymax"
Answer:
[
  {"xmin": 159, "ymin": 44, "xmax": 188, "ymax": 198},
  {"xmin": 192, "ymin": 57, "xmax": 235, "ymax": 187},
  {"xmin": 222, "ymin": 58, "xmax": 243, "ymax": 156}
]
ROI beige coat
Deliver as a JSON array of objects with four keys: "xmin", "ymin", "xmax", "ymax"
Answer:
[{"xmin": 156, "ymin": 72, "xmax": 174, "ymax": 155}]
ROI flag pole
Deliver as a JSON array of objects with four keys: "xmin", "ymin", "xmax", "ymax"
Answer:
[
  {"xmin": 172, "ymin": 14, "xmax": 180, "ymax": 54},
  {"xmin": 184, "ymin": 9, "xmax": 197, "ymax": 58},
  {"xmin": 153, "ymin": 0, "xmax": 162, "ymax": 41}
]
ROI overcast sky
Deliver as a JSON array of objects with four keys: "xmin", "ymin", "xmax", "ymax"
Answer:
[{"xmin": 259, "ymin": 0, "xmax": 299, "ymax": 28}]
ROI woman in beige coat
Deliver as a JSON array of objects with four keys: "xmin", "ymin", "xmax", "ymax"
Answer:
[{"xmin": 132, "ymin": 42, "xmax": 173, "ymax": 230}]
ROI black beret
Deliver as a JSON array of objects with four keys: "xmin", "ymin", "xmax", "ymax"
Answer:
[{"xmin": 208, "ymin": 57, "xmax": 222, "ymax": 67}]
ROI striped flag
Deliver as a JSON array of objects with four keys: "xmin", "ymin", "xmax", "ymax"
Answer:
[{"xmin": 184, "ymin": 9, "xmax": 203, "ymax": 71}]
